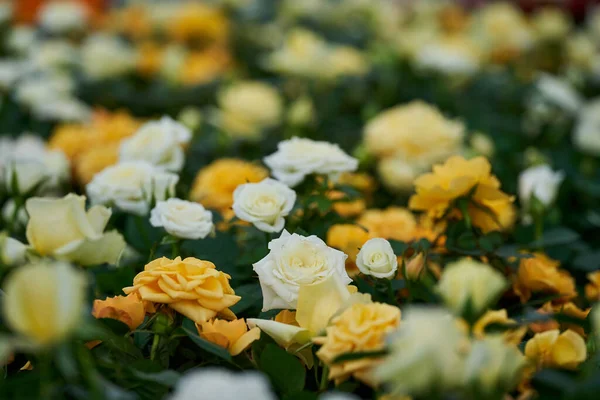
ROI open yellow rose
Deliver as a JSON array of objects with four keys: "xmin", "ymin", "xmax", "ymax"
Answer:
[
  {"xmin": 313, "ymin": 302, "xmax": 401, "ymax": 386},
  {"xmin": 25, "ymin": 194, "xmax": 126, "ymax": 266},
  {"xmin": 326, "ymin": 224, "xmax": 371, "ymax": 277},
  {"xmin": 514, "ymin": 253, "xmax": 577, "ymax": 303},
  {"xmin": 585, "ymin": 271, "xmax": 600, "ymax": 301},
  {"xmin": 357, "ymin": 207, "xmax": 417, "ymax": 241},
  {"xmin": 3, "ymin": 261, "xmax": 86, "ymax": 346},
  {"xmin": 123, "ymin": 257, "xmax": 240, "ymax": 323},
  {"xmin": 197, "ymin": 318, "xmax": 260, "ymax": 356},
  {"xmin": 530, "ymin": 302, "xmax": 590, "ymax": 337},
  {"xmin": 409, "ymin": 156, "xmax": 515, "ymax": 233},
  {"xmin": 525, "ymin": 329, "xmax": 587, "ymax": 370},
  {"xmin": 473, "ymin": 309, "xmax": 526, "ymax": 346},
  {"xmin": 93, "ymin": 293, "xmax": 146, "ymax": 331}
]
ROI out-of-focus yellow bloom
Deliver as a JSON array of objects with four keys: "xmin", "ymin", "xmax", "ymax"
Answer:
[
  {"xmin": 525, "ymin": 329, "xmax": 587, "ymax": 370},
  {"xmin": 197, "ymin": 318, "xmax": 260, "ymax": 356},
  {"xmin": 328, "ymin": 172, "xmax": 376, "ymax": 217},
  {"xmin": 585, "ymin": 271, "xmax": 600, "ymax": 301},
  {"xmin": 313, "ymin": 302, "xmax": 401, "ymax": 386},
  {"xmin": 74, "ymin": 142, "xmax": 120, "ymax": 184},
  {"xmin": 530, "ymin": 302, "xmax": 590, "ymax": 337},
  {"xmin": 93, "ymin": 294, "xmax": 146, "ymax": 331},
  {"xmin": 358, "ymin": 207, "xmax": 417, "ymax": 242},
  {"xmin": 190, "ymin": 159, "xmax": 268, "ymax": 212},
  {"xmin": 137, "ymin": 42, "xmax": 164, "ymax": 77},
  {"xmin": 123, "ymin": 257, "xmax": 240, "ymax": 323},
  {"xmin": 409, "ymin": 156, "xmax": 515, "ymax": 233},
  {"xmin": 3, "ymin": 261, "xmax": 86, "ymax": 346},
  {"xmin": 531, "ymin": 8, "xmax": 571, "ymax": 42},
  {"xmin": 326, "ymin": 224, "xmax": 371, "ymax": 277},
  {"xmin": 473, "ymin": 309, "xmax": 526, "ymax": 346},
  {"xmin": 180, "ymin": 47, "xmax": 231, "ymax": 86},
  {"xmin": 166, "ymin": 3, "xmax": 229, "ymax": 45},
  {"xmin": 514, "ymin": 253, "xmax": 577, "ymax": 303}
]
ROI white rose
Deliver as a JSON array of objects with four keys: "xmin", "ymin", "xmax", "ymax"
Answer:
[
  {"xmin": 120, "ymin": 116, "xmax": 191, "ymax": 172},
  {"xmin": 232, "ymin": 178, "xmax": 296, "ymax": 233},
  {"xmin": 7, "ymin": 26, "xmax": 36, "ymax": 55},
  {"xmin": 574, "ymin": 98, "xmax": 600, "ymax": 155},
  {"xmin": 535, "ymin": 74, "xmax": 582, "ymax": 114},
  {"xmin": 32, "ymin": 97, "xmax": 92, "ymax": 123},
  {"xmin": 0, "ymin": 60, "xmax": 25, "ymax": 91},
  {"xmin": 37, "ymin": 1, "xmax": 88, "ymax": 33},
  {"xmin": 87, "ymin": 162, "xmax": 178, "ymax": 216},
  {"xmin": 15, "ymin": 73, "xmax": 74, "ymax": 110},
  {"xmin": 2, "ymin": 200, "xmax": 29, "ymax": 229},
  {"xmin": 518, "ymin": 164, "xmax": 564, "ymax": 210},
  {"xmin": 355, "ymin": 238, "xmax": 398, "ymax": 279},
  {"xmin": 4, "ymin": 159, "xmax": 48, "ymax": 195},
  {"xmin": 253, "ymin": 230, "xmax": 351, "ymax": 311},
  {"xmin": 264, "ymin": 137, "xmax": 358, "ymax": 187},
  {"xmin": 29, "ymin": 40, "xmax": 78, "ymax": 70},
  {"xmin": 150, "ymin": 199, "xmax": 213, "ymax": 240},
  {"xmin": 170, "ymin": 368, "xmax": 276, "ymax": 400},
  {"xmin": 81, "ymin": 35, "xmax": 136, "ymax": 80},
  {"xmin": 0, "ymin": 233, "xmax": 27, "ymax": 266}
]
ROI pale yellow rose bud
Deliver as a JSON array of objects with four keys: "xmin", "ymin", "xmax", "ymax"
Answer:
[
  {"xmin": 2, "ymin": 261, "xmax": 87, "ymax": 346},
  {"xmin": 436, "ymin": 259, "xmax": 507, "ymax": 319},
  {"xmin": 404, "ymin": 253, "xmax": 425, "ymax": 281},
  {"xmin": 0, "ymin": 232, "xmax": 27, "ymax": 266}
]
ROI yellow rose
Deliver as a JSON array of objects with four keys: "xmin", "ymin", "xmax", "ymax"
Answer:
[
  {"xmin": 2, "ymin": 261, "xmax": 86, "ymax": 346},
  {"xmin": 92, "ymin": 293, "xmax": 146, "ymax": 331},
  {"xmin": 473, "ymin": 309, "xmax": 526, "ymax": 346},
  {"xmin": 92, "ymin": 110, "xmax": 142, "ymax": 144},
  {"xmin": 436, "ymin": 259, "xmax": 507, "ymax": 318},
  {"xmin": 167, "ymin": 3, "xmax": 229, "ymax": 45},
  {"xmin": 217, "ymin": 81, "xmax": 282, "ymax": 140},
  {"xmin": 313, "ymin": 302, "xmax": 400, "ymax": 386},
  {"xmin": 357, "ymin": 207, "xmax": 417, "ymax": 241},
  {"xmin": 514, "ymin": 253, "xmax": 577, "ymax": 303},
  {"xmin": 525, "ymin": 329, "xmax": 587, "ymax": 370},
  {"xmin": 409, "ymin": 156, "xmax": 515, "ymax": 233},
  {"xmin": 190, "ymin": 158, "xmax": 268, "ymax": 211},
  {"xmin": 585, "ymin": 271, "xmax": 600, "ymax": 301},
  {"xmin": 180, "ymin": 47, "xmax": 231, "ymax": 86},
  {"xmin": 74, "ymin": 143, "xmax": 119, "ymax": 185},
  {"xmin": 326, "ymin": 224, "xmax": 371, "ymax": 277},
  {"xmin": 197, "ymin": 318, "xmax": 260, "ymax": 356},
  {"xmin": 329, "ymin": 172, "xmax": 375, "ymax": 217},
  {"xmin": 531, "ymin": 8, "xmax": 571, "ymax": 42},
  {"xmin": 49, "ymin": 123, "xmax": 93, "ymax": 160},
  {"xmin": 25, "ymin": 194, "xmax": 126, "ymax": 266},
  {"xmin": 123, "ymin": 257, "xmax": 240, "ymax": 323}
]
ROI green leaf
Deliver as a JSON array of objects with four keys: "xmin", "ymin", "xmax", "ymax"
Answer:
[
  {"xmin": 529, "ymin": 227, "xmax": 580, "ymax": 248},
  {"xmin": 181, "ymin": 318, "xmax": 232, "ymax": 362},
  {"xmin": 388, "ymin": 240, "xmax": 408, "ymax": 255},
  {"xmin": 98, "ymin": 318, "xmax": 131, "ymax": 336},
  {"xmin": 259, "ymin": 344, "xmax": 306, "ymax": 395},
  {"xmin": 77, "ymin": 320, "xmax": 142, "ymax": 360},
  {"xmin": 129, "ymin": 366, "xmax": 181, "ymax": 387},
  {"xmin": 230, "ymin": 283, "xmax": 263, "ymax": 314},
  {"xmin": 332, "ymin": 349, "xmax": 389, "ymax": 363},
  {"xmin": 283, "ymin": 391, "xmax": 319, "ymax": 400},
  {"xmin": 572, "ymin": 251, "xmax": 600, "ymax": 272}
]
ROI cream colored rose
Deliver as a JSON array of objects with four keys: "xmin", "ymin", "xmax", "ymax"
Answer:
[
  {"xmin": 355, "ymin": 238, "xmax": 397, "ymax": 279},
  {"xmin": 81, "ymin": 34, "xmax": 137, "ymax": 80},
  {"xmin": 150, "ymin": 198, "xmax": 213, "ymax": 240},
  {"xmin": 170, "ymin": 369, "xmax": 276, "ymax": 400},
  {"xmin": 415, "ymin": 35, "xmax": 481, "ymax": 75},
  {"xmin": 232, "ymin": 178, "xmax": 296, "ymax": 233},
  {"xmin": 532, "ymin": 8, "xmax": 571, "ymax": 41},
  {"xmin": 375, "ymin": 307, "xmax": 467, "ymax": 396},
  {"xmin": 87, "ymin": 161, "xmax": 178, "ymax": 215},
  {"xmin": 377, "ymin": 156, "xmax": 420, "ymax": 192},
  {"xmin": 26, "ymin": 194, "xmax": 126, "ymax": 266},
  {"xmin": 535, "ymin": 74, "xmax": 582, "ymax": 114},
  {"xmin": 264, "ymin": 137, "xmax": 358, "ymax": 187},
  {"xmin": 437, "ymin": 259, "xmax": 507, "ymax": 318},
  {"xmin": 217, "ymin": 81, "xmax": 283, "ymax": 140},
  {"xmin": 120, "ymin": 116, "xmax": 192, "ymax": 172},
  {"xmin": 2, "ymin": 261, "xmax": 86, "ymax": 346},
  {"xmin": 4, "ymin": 159, "xmax": 47, "ymax": 195},
  {"xmin": 519, "ymin": 164, "xmax": 564, "ymax": 211},
  {"xmin": 253, "ymin": 230, "xmax": 351, "ymax": 311}
]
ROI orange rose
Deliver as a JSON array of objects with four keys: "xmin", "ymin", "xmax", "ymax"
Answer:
[
  {"xmin": 514, "ymin": 253, "xmax": 577, "ymax": 303},
  {"xmin": 197, "ymin": 318, "xmax": 260, "ymax": 356},
  {"xmin": 92, "ymin": 294, "xmax": 146, "ymax": 331}
]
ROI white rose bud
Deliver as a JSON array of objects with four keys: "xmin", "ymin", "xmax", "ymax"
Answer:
[
  {"xmin": 0, "ymin": 233, "xmax": 27, "ymax": 266},
  {"xmin": 264, "ymin": 137, "xmax": 358, "ymax": 187},
  {"xmin": 355, "ymin": 238, "xmax": 398, "ymax": 279},
  {"xmin": 2, "ymin": 200, "xmax": 29, "ymax": 229},
  {"xmin": 120, "ymin": 116, "xmax": 192, "ymax": 172},
  {"xmin": 253, "ymin": 230, "xmax": 351, "ymax": 311},
  {"xmin": 574, "ymin": 98, "xmax": 600, "ymax": 156},
  {"xmin": 37, "ymin": 0, "xmax": 88, "ymax": 34},
  {"xmin": 150, "ymin": 199, "xmax": 213, "ymax": 240},
  {"xmin": 232, "ymin": 178, "xmax": 296, "ymax": 233},
  {"xmin": 518, "ymin": 164, "xmax": 564, "ymax": 211},
  {"xmin": 4, "ymin": 159, "xmax": 48, "ymax": 195}
]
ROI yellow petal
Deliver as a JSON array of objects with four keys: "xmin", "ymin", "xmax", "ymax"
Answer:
[
  {"xmin": 552, "ymin": 330, "xmax": 587, "ymax": 369},
  {"xmin": 296, "ymin": 274, "xmax": 351, "ymax": 335},
  {"xmin": 230, "ymin": 327, "xmax": 261, "ymax": 356},
  {"xmin": 55, "ymin": 230, "xmax": 126, "ymax": 266},
  {"xmin": 170, "ymin": 301, "xmax": 216, "ymax": 323},
  {"xmin": 246, "ymin": 319, "xmax": 312, "ymax": 348}
]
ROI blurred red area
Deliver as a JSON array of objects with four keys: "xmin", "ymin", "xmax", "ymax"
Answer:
[{"xmin": 14, "ymin": 0, "xmax": 106, "ymax": 24}]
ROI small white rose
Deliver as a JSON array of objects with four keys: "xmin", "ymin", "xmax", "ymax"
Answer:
[
  {"xmin": 81, "ymin": 34, "xmax": 136, "ymax": 80},
  {"xmin": 356, "ymin": 238, "xmax": 398, "ymax": 279},
  {"xmin": 518, "ymin": 164, "xmax": 565, "ymax": 210},
  {"xmin": 87, "ymin": 161, "xmax": 179, "ymax": 216},
  {"xmin": 253, "ymin": 230, "xmax": 351, "ymax": 311},
  {"xmin": 232, "ymin": 178, "xmax": 296, "ymax": 233},
  {"xmin": 574, "ymin": 98, "xmax": 600, "ymax": 156},
  {"xmin": 0, "ymin": 233, "xmax": 27, "ymax": 266},
  {"xmin": 37, "ymin": 0, "xmax": 88, "ymax": 33},
  {"xmin": 535, "ymin": 73, "xmax": 582, "ymax": 114},
  {"xmin": 2, "ymin": 200, "xmax": 29, "ymax": 230},
  {"xmin": 4, "ymin": 159, "xmax": 48, "ymax": 195},
  {"xmin": 120, "ymin": 116, "xmax": 191, "ymax": 172},
  {"xmin": 150, "ymin": 199, "xmax": 213, "ymax": 240},
  {"xmin": 264, "ymin": 137, "xmax": 358, "ymax": 187}
]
